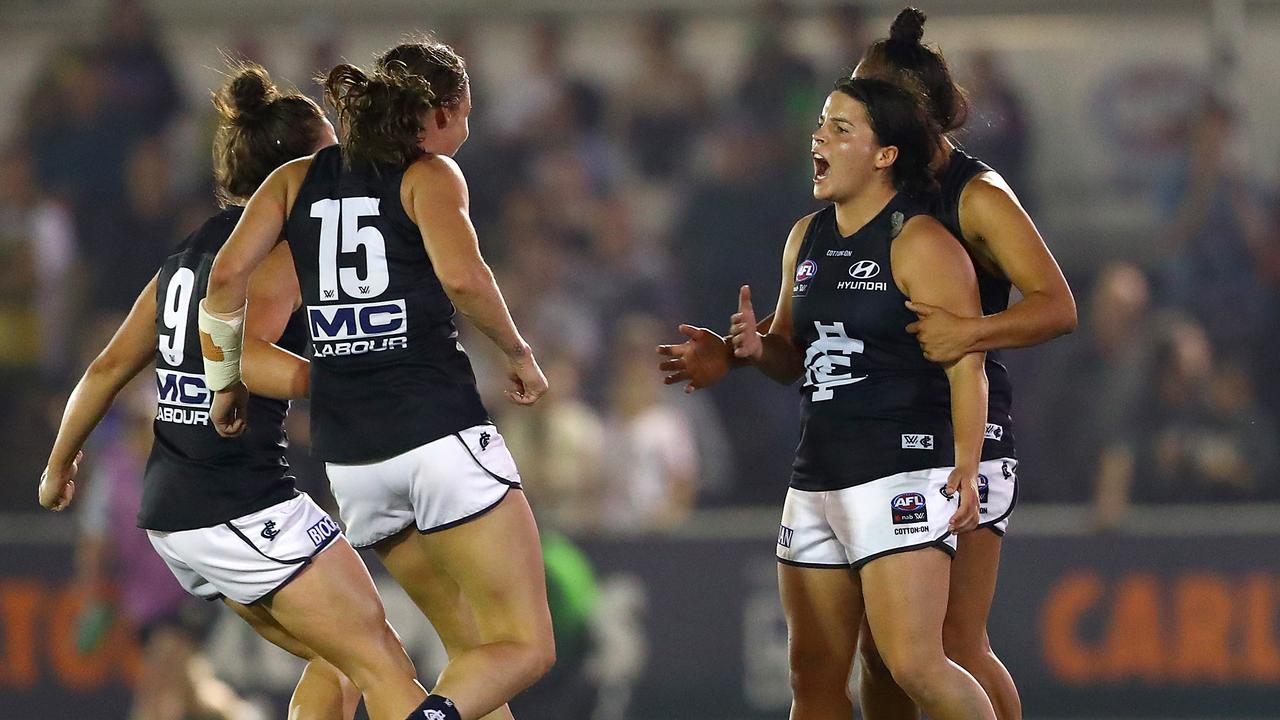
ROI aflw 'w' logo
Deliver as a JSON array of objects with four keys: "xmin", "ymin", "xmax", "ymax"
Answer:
[{"xmin": 803, "ymin": 321, "xmax": 866, "ymax": 401}]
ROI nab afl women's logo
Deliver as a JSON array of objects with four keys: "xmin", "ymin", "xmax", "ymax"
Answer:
[
  {"xmin": 793, "ymin": 259, "xmax": 818, "ymax": 297},
  {"xmin": 796, "ymin": 260, "xmax": 817, "ymax": 282},
  {"xmin": 891, "ymin": 492, "xmax": 929, "ymax": 525}
]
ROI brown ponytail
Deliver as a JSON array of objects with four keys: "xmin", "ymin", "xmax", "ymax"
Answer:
[{"xmin": 323, "ymin": 39, "xmax": 468, "ymax": 168}]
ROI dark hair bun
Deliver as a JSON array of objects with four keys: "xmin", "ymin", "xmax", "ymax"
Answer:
[
  {"xmin": 889, "ymin": 7, "xmax": 927, "ymax": 46},
  {"xmin": 221, "ymin": 65, "xmax": 279, "ymax": 123}
]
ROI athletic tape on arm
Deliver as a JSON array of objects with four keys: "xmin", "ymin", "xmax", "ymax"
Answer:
[{"xmin": 198, "ymin": 300, "xmax": 245, "ymax": 392}]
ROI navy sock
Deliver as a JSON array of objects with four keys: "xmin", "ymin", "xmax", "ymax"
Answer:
[{"xmin": 406, "ymin": 694, "xmax": 462, "ymax": 720}]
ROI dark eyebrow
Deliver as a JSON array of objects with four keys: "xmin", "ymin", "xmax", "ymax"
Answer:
[{"xmin": 829, "ymin": 115, "xmax": 853, "ymax": 127}]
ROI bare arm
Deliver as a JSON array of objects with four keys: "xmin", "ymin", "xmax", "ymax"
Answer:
[
  {"xmin": 960, "ymin": 173, "xmax": 1077, "ymax": 350},
  {"xmin": 905, "ymin": 173, "xmax": 1076, "ymax": 363},
  {"xmin": 729, "ymin": 214, "xmax": 814, "ymax": 385},
  {"xmin": 206, "ymin": 162, "xmax": 302, "ymax": 314},
  {"xmin": 894, "ymin": 217, "xmax": 987, "ymax": 531},
  {"xmin": 40, "ymin": 277, "xmax": 158, "ymax": 510},
  {"xmin": 242, "ymin": 241, "xmax": 309, "ymax": 400},
  {"xmin": 404, "ymin": 155, "xmax": 546, "ymax": 404}
]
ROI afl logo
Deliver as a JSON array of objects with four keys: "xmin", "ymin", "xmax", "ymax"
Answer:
[
  {"xmin": 892, "ymin": 492, "xmax": 926, "ymax": 512},
  {"xmin": 848, "ymin": 260, "xmax": 880, "ymax": 279},
  {"xmin": 891, "ymin": 491, "xmax": 929, "ymax": 524},
  {"xmin": 795, "ymin": 260, "xmax": 818, "ymax": 283}
]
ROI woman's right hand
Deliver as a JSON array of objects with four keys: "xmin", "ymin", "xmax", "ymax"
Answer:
[
  {"xmin": 39, "ymin": 451, "xmax": 83, "ymax": 512},
  {"xmin": 211, "ymin": 381, "xmax": 250, "ymax": 437},
  {"xmin": 944, "ymin": 465, "xmax": 981, "ymax": 533},
  {"xmin": 506, "ymin": 348, "xmax": 549, "ymax": 406},
  {"xmin": 657, "ymin": 325, "xmax": 733, "ymax": 393},
  {"xmin": 728, "ymin": 285, "xmax": 764, "ymax": 362}
]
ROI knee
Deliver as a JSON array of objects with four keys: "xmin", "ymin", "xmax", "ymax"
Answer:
[
  {"xmin": 789, "ymin": 647, "xmax": 850, "ymax": 698},
  {"xmin": 881, "ymin": 648, "xmax": 944, "ymax": 701},
  {"xmin": 942, "ymin": 625, "xmax": 992, "ymax": 671},
  {"xmin": 858, "ymin": 635, "xmax": 893, "ymax": 678}
]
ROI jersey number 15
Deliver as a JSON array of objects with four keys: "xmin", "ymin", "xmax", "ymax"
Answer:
[{"xmin": 311, "ymin": 197, "xmax": 390, "ymax": 301}]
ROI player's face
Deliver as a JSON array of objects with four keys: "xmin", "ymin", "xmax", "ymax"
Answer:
[
  {"xmin": 811, "ymin": 92, "xmax": 887, "ymax": 202},
  {"xmin": 422, "ymin": 83, "xmax": 472, "ymax": 157}
]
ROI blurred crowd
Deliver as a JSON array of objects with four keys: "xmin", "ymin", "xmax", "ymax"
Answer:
[{"xmin": 3, "ymin": 0, "xmax": 1280, "ymax": 539}]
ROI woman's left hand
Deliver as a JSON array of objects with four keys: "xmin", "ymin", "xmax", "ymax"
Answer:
[{"xmin": 906, "ymin": 301, "xmax": 980, "ymax": 364}]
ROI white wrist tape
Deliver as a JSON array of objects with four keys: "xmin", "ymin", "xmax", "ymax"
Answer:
[{"xmin": 197, "ymin": 300, "xmax": 246, "ymax": 392}]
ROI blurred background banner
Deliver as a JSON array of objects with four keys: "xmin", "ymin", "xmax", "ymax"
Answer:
[
  {"xmin": 2, "ymin": 0, "xmax": 1280, "ymax": 717},
  {"xmin": 3, "ymin": 509, "xmax": 1280, "ymax": 719}
]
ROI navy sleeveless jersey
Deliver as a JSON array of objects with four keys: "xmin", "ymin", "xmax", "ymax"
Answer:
[
  {"xmin": 930, "ymin": 147, "xmax": 1016, "ymax": 460},
  {"xmin": 790, "ymin": 196, "xmax": 955, "ymax": 491},
  {"xmin": 139, "ymin": 207, "xmax": 302, "ymax": 531},
  {"xmin": 285, "ymin": 146, "xmax": 489, "ymax": 463}
]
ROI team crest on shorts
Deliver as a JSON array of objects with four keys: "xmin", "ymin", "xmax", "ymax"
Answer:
[
  {"xmin": 891, "ymin": 492, "xmax": 928, "ymax": 525},
  {"xmin": 977, "ymin": 474, "xmax": 990, "ymax": 508},
  {"xmin": 778, "ymin": 525, "xmax": 794, "ymax": 548}
]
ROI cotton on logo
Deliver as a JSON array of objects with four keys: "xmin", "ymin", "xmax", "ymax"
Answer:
[
  {"xmin": 802, "ymin": 321, "xmax": 866, "ymax": 401},
  {"xmin": 422, "ymin": 711, "xmax": 446, "ymax": 720},
  {"xmin": 848, "ymin": 260, "xmax": 880, "ymax": 279}
]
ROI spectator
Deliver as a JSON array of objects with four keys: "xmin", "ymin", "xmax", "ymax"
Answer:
[
  {"xmin": 1036, "ymin": 264, "xmax": 1152, "ymax": 519},
  {"xmin": 1156, "ymin": 97, "xmax": 1273, "ymax": 354},
  {"xmin": 600, "ymin": 315, "xmax": 700, "ymax": 532},
  {"xmin": 75, "ymin": 382, "xmax": 256, "ymax": 720},
  {"xmin": 0, "ymin": 146, "xmax": 78, "ymax": 380},
  {"xmin": 961, "ymin": 49, "xmax": 1034, "ymax": 207},
  {"xmin": 617, "ymin": 12, "xmax": 710, "ymax": 180},
  {"xmin": 500, "ymin": 357, "xmax": 607, "ymax": 534},
  {"xmin": 1138, "ymin": 324, "xmax": 1279, "ymax": 502}
]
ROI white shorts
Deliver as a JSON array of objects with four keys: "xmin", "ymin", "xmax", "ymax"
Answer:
[
  {"xmin": 776, "ymin": 467, "xmax": 959, "ymax": 569},
  {"xmin": 326, "ymin": 424, "xmax": 521, "ymax": 548},
  {"xmin": 148, "ymin": 493, "xmax": 343, "ymax": 605},
  {"xmin": 977, "ymin": 457, "xmax": 1018, "ymax": 535}
]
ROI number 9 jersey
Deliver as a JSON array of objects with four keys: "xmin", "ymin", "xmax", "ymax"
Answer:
[
  {"xmin": 789, "ymin": 196, "xmax": 955, "ymax": 492},
  {"xmin": 143, "ymin": 207, "xmax": 305, "ymax": 531},
  {"xmin": 285, "ymin": 146, "xmax": 489, "ymax": 464}
]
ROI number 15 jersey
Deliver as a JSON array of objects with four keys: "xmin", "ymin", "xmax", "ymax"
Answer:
[
  {"xmin": 286, "ymin": 146, "xmax": 488, "ymax": 463},
  {"xmin": 789, "ymin": 197, "xmax": 956, "ymax": 492}
]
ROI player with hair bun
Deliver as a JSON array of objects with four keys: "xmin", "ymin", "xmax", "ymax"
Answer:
[
  {"xmin": 39, "ymin": 63, "xmax": 436, "ymax": 720},
  {"xmin": 660, "ymin": 8, "xmax": 1074, "ymax": 720},
  {"xmin": 721, "ymin": 74, "xmax": 996, "ymax": 720}
]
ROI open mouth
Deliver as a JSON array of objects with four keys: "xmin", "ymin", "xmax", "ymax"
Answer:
[{"xmin": 813, "ymin": 153, "xmax": 830, "ymax": 182}]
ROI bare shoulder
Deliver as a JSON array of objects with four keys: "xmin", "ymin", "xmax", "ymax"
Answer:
[
  {"xmin": 404, "ymin": 153, "xmax": 466, "ymax": 191},
  {"xmin": 791, "ymin": 211, "xmax": 820, "ymax": 236},
  {"xmin": 960, "ymin": 169, "xmax": 1025, "ymax": 215},
  {"xmin": 896, "ymin": 214, "xmax": 966, "ymax": 259},
  {"xmin": 785, "ymin": 211, "xmax": 820, "ymax": 249},
  {"xmin": 277, "ymin": 155, "xmax": 315, "ymax": 184}
]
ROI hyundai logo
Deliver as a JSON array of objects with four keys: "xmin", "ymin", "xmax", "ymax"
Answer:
[{"xmin": 848, "ymin": 260, "xmax": 880, "ymax": 279}]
